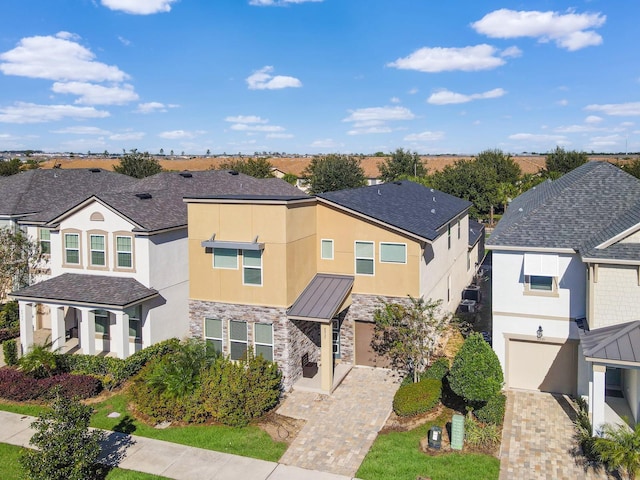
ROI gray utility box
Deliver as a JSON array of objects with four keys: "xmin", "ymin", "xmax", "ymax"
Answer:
[
  {"xmin": 428, "ymin": 426, "xmax": 442, "ymax": 449},
  {"xmin": 462, "ymin": 285, "xmax": 482, "ymax": 303},
  {"xmin": 458, "ymin": 299, "xmax": 477, "ymax": 313}
]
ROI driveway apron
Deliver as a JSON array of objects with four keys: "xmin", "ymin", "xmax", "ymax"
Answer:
[{"xmin": 277, "ymin": 366, "xmax": 400, "ymax": 477}]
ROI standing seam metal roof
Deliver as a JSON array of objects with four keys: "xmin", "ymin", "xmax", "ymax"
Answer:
[{"xmin": 287, "ymin": 274, "xmax": 354, "ymax": 322}]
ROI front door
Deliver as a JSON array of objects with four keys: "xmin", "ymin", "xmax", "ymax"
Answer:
[{"xmin": 332, "ymin": 318, "xmax": 341, "ymax": 360}]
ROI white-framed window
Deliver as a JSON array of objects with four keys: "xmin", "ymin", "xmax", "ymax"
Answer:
[
  {"xmin": 90, "ymin": 234, "xmax": 106, "ymax": 267},
  {"xmin": 39, "ymin": 228, "xmax": 51, "ymax": 255},
  {"xmin": 355, "ymin": 241, "xmax": 374, "ymax": 275},
  {"xmin": 527, "ymin": 275, "xmax": 554, "ymax": 292},
  {"xmin": 380, "ymin": 242, "xmax": 407, "ymax": 264},
  {"xmin": 116, "ymin": 236, "xmax": 133, "ymax": 269},
  {"xmin": 94, "ymin": 310, "xmax": 110, "ymax": 338},
  {"xmin": 125, "ymin": 305, "xmax": 142, "ymax": 340},
  {"xmin": 243, "ymin": 250, "xmax": 262, "ymax": 286},
  {"xmin": 213, "ymin": 248, "xmax": 238, "ymax": 269},
  {"xmin": 321, "ymin": 239, "xmax": 334, "ymax": 260},
  {"xmin": 204, "ymin": 317, "xmax": 223, "ymax": 354},
  {"xmin": 254, "ymin": 323, "xmax": 273, "ymax": 361},
  {"xmin": 229, "ymin": 320, "xmax": 248, "ymax": 360},
  {"xmin": 64, "ymin": 233, "xmax": 80, "ymax": 265}
]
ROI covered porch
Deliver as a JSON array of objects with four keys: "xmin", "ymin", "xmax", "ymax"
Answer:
[
  {"xmin": 11, "ymin": 273, "xmax": 159, "ymax": 359},
  {"xmin": 580, "ymin": 320, "xmax": 640, "ymax": 435}
]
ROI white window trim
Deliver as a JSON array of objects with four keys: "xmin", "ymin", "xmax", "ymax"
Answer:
[
  {"xmin": 379, "ymin": 242, "xmax": 407, "ymax": 264},
  {"xmin": 213, "ymin": 247, "xmax": 239, "ymax": 269},
  {"xmin": 229, "ymin": 320, "xmax": 248, "ymax": 360},
  {"xmin": 242, "ymin": 250, "xmax": 263, "ymax": 286},
  {"xmin": 354, "ymin": 240, "xmax": 375, "ymax": 276},
  {"xmin": 321, "ymin": 239, "xmax": 334, "ymax": 260},
  {"xmin": 254, "ymin": 323, "xmax": 273, "ymax": 361},
  {"xmin": 115, "ymin": 235, "xmax": 134, "ymax": 270},
  {"xmin": 89, "ymin": 234, "xmax": 106, "ymax": 267},
  {"xmin": 524, "ymin": 275, "xmax": 559, "ymax": 297},
  {"xmin": 64, "ymin": 232, "xmax": 81, "ymax": 266},
  {"xmin": 39, "ymin": 228, "xmax": 51, "ymax": 256}
]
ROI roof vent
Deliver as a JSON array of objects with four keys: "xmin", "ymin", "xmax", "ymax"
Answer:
[
  {"xmin": 179, "ymin": 172, "xmax": 193, "ymax": 178},
  {"xmin": 135, "ymin": 193, "xmax": 153, "ymax": 200},
  {"xmin": 89, "ymin": 168, "xmax": 101, "ymax": 173},
  {"xmin": 393, "ymin": 181, "xmax": 402, "ymax": 185},
  {"xmin": 430, "ymin": 209, "xmax": 436, "ymax": 214},
  {"xmin": 229, "ymin": 170, "xmax": 239, "ymax": 176},
  {"xmin": 377, "ymin": 189, "xmax": 381, "ymax": 196}
]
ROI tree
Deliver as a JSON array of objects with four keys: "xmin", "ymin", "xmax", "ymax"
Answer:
[
  {"xmin": 372, "ymin": 296, "xmax": 451, "ymax": 383},
  {"xmin": 0, "ymin": 228, "xmax": 43, "ymax": 302},
  {"xmin": 594, "ymin": 423, "xmax": 640, "ymax": 479},
  {"xmin": 303, "ymin": 154, "xmax": 367, "ymax": 194},
  {"xmin": 0, "ymin": 158, "xmax": 22, "ymax": 176},
  {"xmin": 621, "ymin": 158, "xmax": 640, "ymax": 179},
  {"xmin": 448, "ymin": 332, "xmax": 503, "ymax": 404},
  {"xmin": 206, "ymin": 149, "xmax": 211, "ymax": 156},
  {"xmin": 217, "ymin": 157, "xmax": 274, "ymax": 178},
  {"xmin": 545, "ymin": 146, "xmax": 588, "ymax": 174},
  {"xmin": 476, "ymin": 148, "xmax": 521, "ymax": 184},
  {"xmin": 378, "ymin": 148, "xmax": 426, "ymax": 182},
  {"xmin": 113, "ymin": 149, "xmax": 163, "ymax": 179},
  {"xmin": 282, "ymin": 173, "xmax": 297, "ymax": 185},
  {"xmin": 20, "ymin": 392, "xmax": 104, "ymax": 480}
]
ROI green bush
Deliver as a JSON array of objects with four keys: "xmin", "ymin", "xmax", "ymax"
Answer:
[
  {"xmin": 464, "ymin": 416, "xmax": 501, "ymax": 448},
  {"xmin": 474, "ymin": 393, "xmax": 506, "ymax": 425},
  {"xmin": 448, "ymin": 333, "xmax": 503, "ymax": 404},
  {"xmin": 393, "ymin": 378, "xmax": 442, "ymax": 417},
  {"xmin": 122, "ymin": 337, "xmax": 181, "ymax": 379},
  {"xmin": 3, "ymin": 339, "xmax": 18, "ymax": 366},
  {"xmin": 0, "ymin": 301, "xmax": 19, "ymax": 329},
  {"xmin": 423, "ymin": 357, "xmax": 450, "ymax": 380},
  {"xmin": 58, "ymin": 355, "xmax": 126, "ymax": 390}
]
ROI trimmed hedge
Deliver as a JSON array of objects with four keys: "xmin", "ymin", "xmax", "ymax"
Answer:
[
  {"xmin": 475, "ymin": 393, "xmax": 506, "ymax": 425},
  {"xmin": 393, "ymin": 378, "xmax": 442, "ymax": 417},
  {"xmin": 0, "ymin": 367, "xmax": 102, "ymax": 401},
  {"xmin": 3, "ymin": 339, "xmax": 18, "ymax": 366},
  {"xmin": 0, "ymin": 327, "xmax": 20, "ymax": 343},
  {"xmin": 423, "ymin": 357, "xmax": 450, "ymax": 380}
]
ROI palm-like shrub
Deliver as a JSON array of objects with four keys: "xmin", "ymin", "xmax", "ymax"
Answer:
[
  {"xmin": 19, "ymin": 336, "xmax": 60, "ymax": 378},
  {"xmin": 594, "ymin": 423, "xmax": 640, "ymax": 479}
]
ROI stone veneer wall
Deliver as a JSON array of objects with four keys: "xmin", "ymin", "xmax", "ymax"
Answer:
[{"xmin": 189, "ymin": 299, "xmax": 318, "ymax": 390}]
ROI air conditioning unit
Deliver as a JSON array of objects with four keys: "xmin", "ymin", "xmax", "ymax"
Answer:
[
  {"xmin": 458, "ymin": 299, "xmax": 477, "ymax": 313},
  {"xmin": 462, "ymin": 285, "xmax": 482, "ymax": 303}
]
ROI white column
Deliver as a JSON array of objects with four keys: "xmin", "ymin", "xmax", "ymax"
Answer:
[
  {"xmin": 78, "ymin": 308, "xmax": 95, "ymax": 355},
  {"xmin": 320, "ymin": 322, "xmax": 334, "ymax": 393},
  {"xmin": 591, "ymin": 364, "xmax": 606, "ymax": 436},
  {"xmin": 19, "ymin": 301, "xmax": 34, "ymax": 356},
  {"xmin": 112, "ymin": 311, "xmax": 129, "ymax": 359},
  {"xmin": 49, "ymin": 305, "xmax": 65, "ymax": 352}
]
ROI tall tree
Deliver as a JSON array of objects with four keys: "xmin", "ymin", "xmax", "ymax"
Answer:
[
  {"xmin": 0, "ymin": 228, "xmax": 43, "ymax": 302},
  {"xmin": 371, "ymin": 296, "xmax": 451, "ymax": 383},
  {"xmin": 476, "ymin": 148, "xmax": 521, "ymax": 184},
  {"xmin": 217, "ymin": 157, "xmax": 274, "ymax": 178},
  {"xmin": 378, "ymin": 148, "xmax": 426, "ymax": 182},
  {"xmin": 303, "ymin": 154, "xmax": 367, "ymax": 194},
  {"xmin": 545, "ymin": 146, "xmax": 588, "ymax": 174},
  {"xmin": 113, "ymin": 149, "xmax": 163, "ymax": 178}
]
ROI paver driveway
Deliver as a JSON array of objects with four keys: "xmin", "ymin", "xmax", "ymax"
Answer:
[
  {"xmin": 277, "ymin": 367, "xmax": 400, "ymax": 477},
  {"xmin": 500, "ymin": 390, "xmax": 610, "ymax": 480}
]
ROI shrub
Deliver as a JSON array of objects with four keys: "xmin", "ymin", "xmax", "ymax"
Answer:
[
  {"xmin": 58, "ymin": 354, "xmax": 126, "ymax": 390},
  {"xmin": 448, "ymin": 333, "xmax": 503, "ymax": 404},
  {"xmin": 0, "ymin": 301, "xmax": 19, "ymax": 329},
  {"xmin": 475, "ymin": 393, "xmax": 506, "ymax": 425},
  {"xmin": 0, "ymin": 326, "xmax": 20, "ymax": 343},
  {"xmin": 464, "ymin": 416, "xmax": 501, "ymax": 448},
  {"xmin": 0, "ymin": 368, "xmax": 101, "ymax": 401},
  {"xmin": 423, "ymin": 357, "xmax": 450, "ymax": 381},
  {"xmin": 39, "ymin": 374, "xmax": 102, "ymax": 400},
  {"xmin": 3, "ymin": 338, "xmax": 18, "ymax": 366},
  {"xmin": 393, "ymin": 378, "xmax": 442, "ymax": 417},
  {"xmin": 0, "ymin": 367, "xmax": 43, "ymax": 401},
  {"xmin": 574, "ymin": 397, "xmax": 596, "ymax": 460},
  {"xmin": 122, "ymin": 337, "xmax": 181, "ymax": 379}
]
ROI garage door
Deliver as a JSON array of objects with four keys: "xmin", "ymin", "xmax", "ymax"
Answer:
[
  {"xmin": 507, "ymin": 339, "xmax": 577, "ymax": 395},
  {"xmin": 355, "ymin": 321, "xmax": 390, "ymax": 367}
]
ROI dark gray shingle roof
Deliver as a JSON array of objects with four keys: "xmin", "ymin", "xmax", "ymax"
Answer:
[
  {"xmin": 580, "ymin": 321, "xmax": 640, "ymax": 363},
  {"xmin": 317, "ymin": 181, "xmax": 472, "ymax": 241},
  {"xmin": 468, "ymin": 220, "xmax": 484, "ymax": 248},
  {"xmin": 10, "ymin": 273, "xmax": 159, "ymax": 307},
  {"xmin": 287, "ymin": 274, "xmax": 354, "ymax": 322}
]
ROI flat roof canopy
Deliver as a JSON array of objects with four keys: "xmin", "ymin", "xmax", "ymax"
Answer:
[{"xmin": 287, "ymin": 274, "xmax": 354, "ymax": 323}]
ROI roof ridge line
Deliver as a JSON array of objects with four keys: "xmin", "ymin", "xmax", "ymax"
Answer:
[{"xmin": 586, "ymin": 320, "xmax": 640, "ymax": 355}]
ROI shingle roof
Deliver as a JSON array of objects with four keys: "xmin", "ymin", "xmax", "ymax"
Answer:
[
  {"xmin": 579, "ymin": 321, "xmax": 640, "ymax": 363},
  {"xmin": 488, "ymin": 162, "xmax": 640, "ymax": 256},
  {"xmin": 468, "ymin": 220, "xmax": 484, "ymax": 248},
  {"xmin": 0, "ymin": 168, "xmax": 136, "ymax": 219},
  {"xmin": 317, "ymin": 181, "xmax": 472, "ymax": 241},
  {"xmin": 10, "ymin": 273, "xmax": 159, "ymax": 308},
  {"xmin": 287, "ymin": 274, "xmax": 354, "ymax": 322}
]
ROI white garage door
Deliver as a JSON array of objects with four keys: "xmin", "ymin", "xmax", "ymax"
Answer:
[{"xmin": 507, "ymin": 339, "xmax": 577, "ymax": 396}]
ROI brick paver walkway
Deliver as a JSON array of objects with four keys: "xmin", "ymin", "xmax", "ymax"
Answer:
[
  {"xmin": 500, "ymin": 391, "xmax": 610, "ymax": 480},
  {"xmin": 277, "ymin": 367, "xmax": 400, "ymax": 477}
]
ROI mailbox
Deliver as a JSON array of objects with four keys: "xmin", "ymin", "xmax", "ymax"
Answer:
[{"xmin": 428, "ymin": 426, "xmax": 442, "ymax": 449}]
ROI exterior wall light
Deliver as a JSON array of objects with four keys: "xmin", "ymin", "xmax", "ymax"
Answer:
[{"xmin": 537, "ymin": 325, "xmax": 543, "ymax": 339}]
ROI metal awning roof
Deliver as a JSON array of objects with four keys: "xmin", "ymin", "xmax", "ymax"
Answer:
[
  {"xmin": 287, "ymin": 274, "xmax": 354, "ymax": 323},
  {"xmin": 201, "ymin": 234, "xmax": 264, "ymax": 251},
  {"xmin": 580, "ymin": 320, "xmax": 640, "ymax": 365}
]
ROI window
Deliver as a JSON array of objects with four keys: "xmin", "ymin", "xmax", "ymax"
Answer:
[
  {"xmin": 447, "ymin": 275, "xmax": 451, "ymax": 303},
  {"xmin": 528, "ymin": 275, "xmax": 554, "ymax": 291},
  {"xmin": 229, "ymin": 320, "xmax": 248, "ymax": 360},
  {"xmin": 254, "ymin": 323, "xmax": 273, "ymax": 361},
  {"xmin": 355, "ymin": 241, "xmax": 374, "ymax": 275},
  {"xmin": 116, "ymin": 236, "xmax": 133, "ymax": 268},
  {"xmin": 94, "ymin": 310, "xmax": 110, "ymax": 338},
  {"xmin": 125, "ymin": 305, "xmax": 142, "ymax": 340},
  {"xmin": 39, "ymin": 228, "xmax": 51, "ymax": 255},
  {"xmin": 64, "ymin": 233, "xmax": 80, "ymax": 265},
  {"xmin": 333, "ymin": 319, "xmax": 341, "ymax": 359},
  {"xmin": 321, "ymin": 239, "xmax": 334, "ymax": 260},
  {"xmin": 380, "ymin": 242, "xmax": 406, "ymax": 264},
  {"xmin": 457, "ymin": 220, "xmax": 461, "ymax": 239},
  {"xmin": 448, "ymin": 223, "xmax": 452, "ymax": 250},
  {"xmin": 243, "ymin": 250, "xmax": 262, "ymax": 286},
  {"xmin": 467, "ymin": 250, "xmax": 471, "ymax": 271},
  {"xmin": 204, "ymin": 317, "xmax": 223, "ymax": 354},
  {"xmin": 90, "ymin": 234, "xmax": 106, "ymax": 266},
  {"xmin": 213, "ymin": 248, "xmax": 238, "ymax": 269}
]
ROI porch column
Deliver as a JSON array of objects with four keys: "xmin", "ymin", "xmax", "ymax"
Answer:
[
  {"xmin": 19, "ymin": 301, "xmax": 34, "ymax": 356},
  {"xmin": 49, "ymin": 305, "xmax": 65, "ymax": 352},
  {"xmin": 320, "ymin": 322, "xmax": 333, "ymax": 392},
  {"xmin": 78, "ymin": 308, "xmax": 95, "ymax": 355},
  {"xmin": 112, "ymin": 311, "xmax": 129, "ymax": 359},
  {"xmin": 591, "ymin": 364, "xmax": 606, "ymax": 436}
]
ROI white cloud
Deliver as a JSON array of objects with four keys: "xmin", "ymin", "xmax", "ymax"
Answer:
[
  {"xmin": 347, "ymin": 126, "xmax": 392, "ymax": 136},
  {"xmin": 101, "ymin": 0, "xmax": 178, "ymax": 15},
  {"xmin": 390, "ymin": 97, "xmax": 401, "ymax": 104},
  {"xmin": 52, "ymin": 82, "xmax": 138, "ymax": 105},
  {"xmin": 109, "ymin": 132, "xmax": 145, "ymax": 141},
  {"xmin": 501, "ymin": 46, "xmax": 522, "ymax": 58},
  {"xmin": 224, "ymin": 115, "xmax": 267, "ymax": 124},
  {"xmin": 557, "ymin": 99, "xmax": 569, "ymax": 106},
  {"xmin": 509, "ymin": 133, "xmax": 566, "ymax": 142},
  {"xmin": 51, "ymin": 126, "xmax": 111, "ymax": 135},
  {"xmin": 404, "ymin": 131, "xmax": 445, "ymax": 142},
  {"xmin": 427, "ymin": 87, "xmax": 506, "ymax": 105},
  {"xmin": 586, "ymin": 134, "xmax": 623, "ymax": 148},
  {"xmin": 408, "ymin": 88, "xmax": 419, "ymax": 95},
  {"xmin": 343, "ymin": 106, "xmax": 414, "ymax": 135},
  {"xmin": 310, "ymin": 138, "xmax": 342, "ymax": 149},
  {"xmin": 118, "ymin": 36, "xmax": 132, "ymax": 46},
  {"xmin": 388, "ymin": 44, "xmax": 505, "ymax": 73},
  {"xmin": 0, "ymin": 32, "xmax": 128, "ymax": 82},
  {"xmin": 472, "ymin": 9, "xmax": 605, "ymax": 51},
  {"xmin": 0, "ymin": 102, "xmax": 109, "ymax": 123},
  {"xmin": 158, "ymin": 130, "xmax": 199, "ymax": 139},
  {"xmin": 554, "ymin": 124, "xmax": 599, "ymax": 133},
  {"xmin": 135, "ymin": 102, "xmax": 178, "ymax": 114},
  {"xmin": 266, "ymin": 133, "xmax": 294, "ymax": 139},
  {"xmin": 249, "ymin": 0, "xmax": 322, "ymax": 5},
  {"xmin": 246, "ymin": 66, "xmax": 302, "ymax": 90},
  {"xmin": 585, "ymin": 115, "xmax": 603, "ymax": 124},
  {"xmin": 230, "ymin": 124, "xmax": 285, "ymax": 132},
  {"xmin": 224, "ymin": 114, "xmax": 286, "ymax": 134},
  {"xmin": 585, "ymin": 102, "xmax": 640, "ymax": 116}
]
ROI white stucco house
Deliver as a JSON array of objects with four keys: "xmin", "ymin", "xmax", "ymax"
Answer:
[
  {"xmin": 488, "ymin": 161, "xmax": 640, "ymax": 434},
  {"xmin": 8, "ymin": 168, "xmax": 302, "ymax": 359}
]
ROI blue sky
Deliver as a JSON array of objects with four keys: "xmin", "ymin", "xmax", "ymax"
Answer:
[{"xmin": 0, "ymin": 0, "xmax": 637, "ymax": 155}]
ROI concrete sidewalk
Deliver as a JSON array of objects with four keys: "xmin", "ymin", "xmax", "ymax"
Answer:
[{"xmin": 0, "ymin": 410, "xmax": 356, "ymax": 480}]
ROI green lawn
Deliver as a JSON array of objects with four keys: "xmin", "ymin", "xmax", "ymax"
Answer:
[
  {"xmin": 0, "ymin": 442, "xmax": 169, "ymax": 480},
  {"xmin": 357, "ymin": 413, "xmax": 500, "ymax": 480}
]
